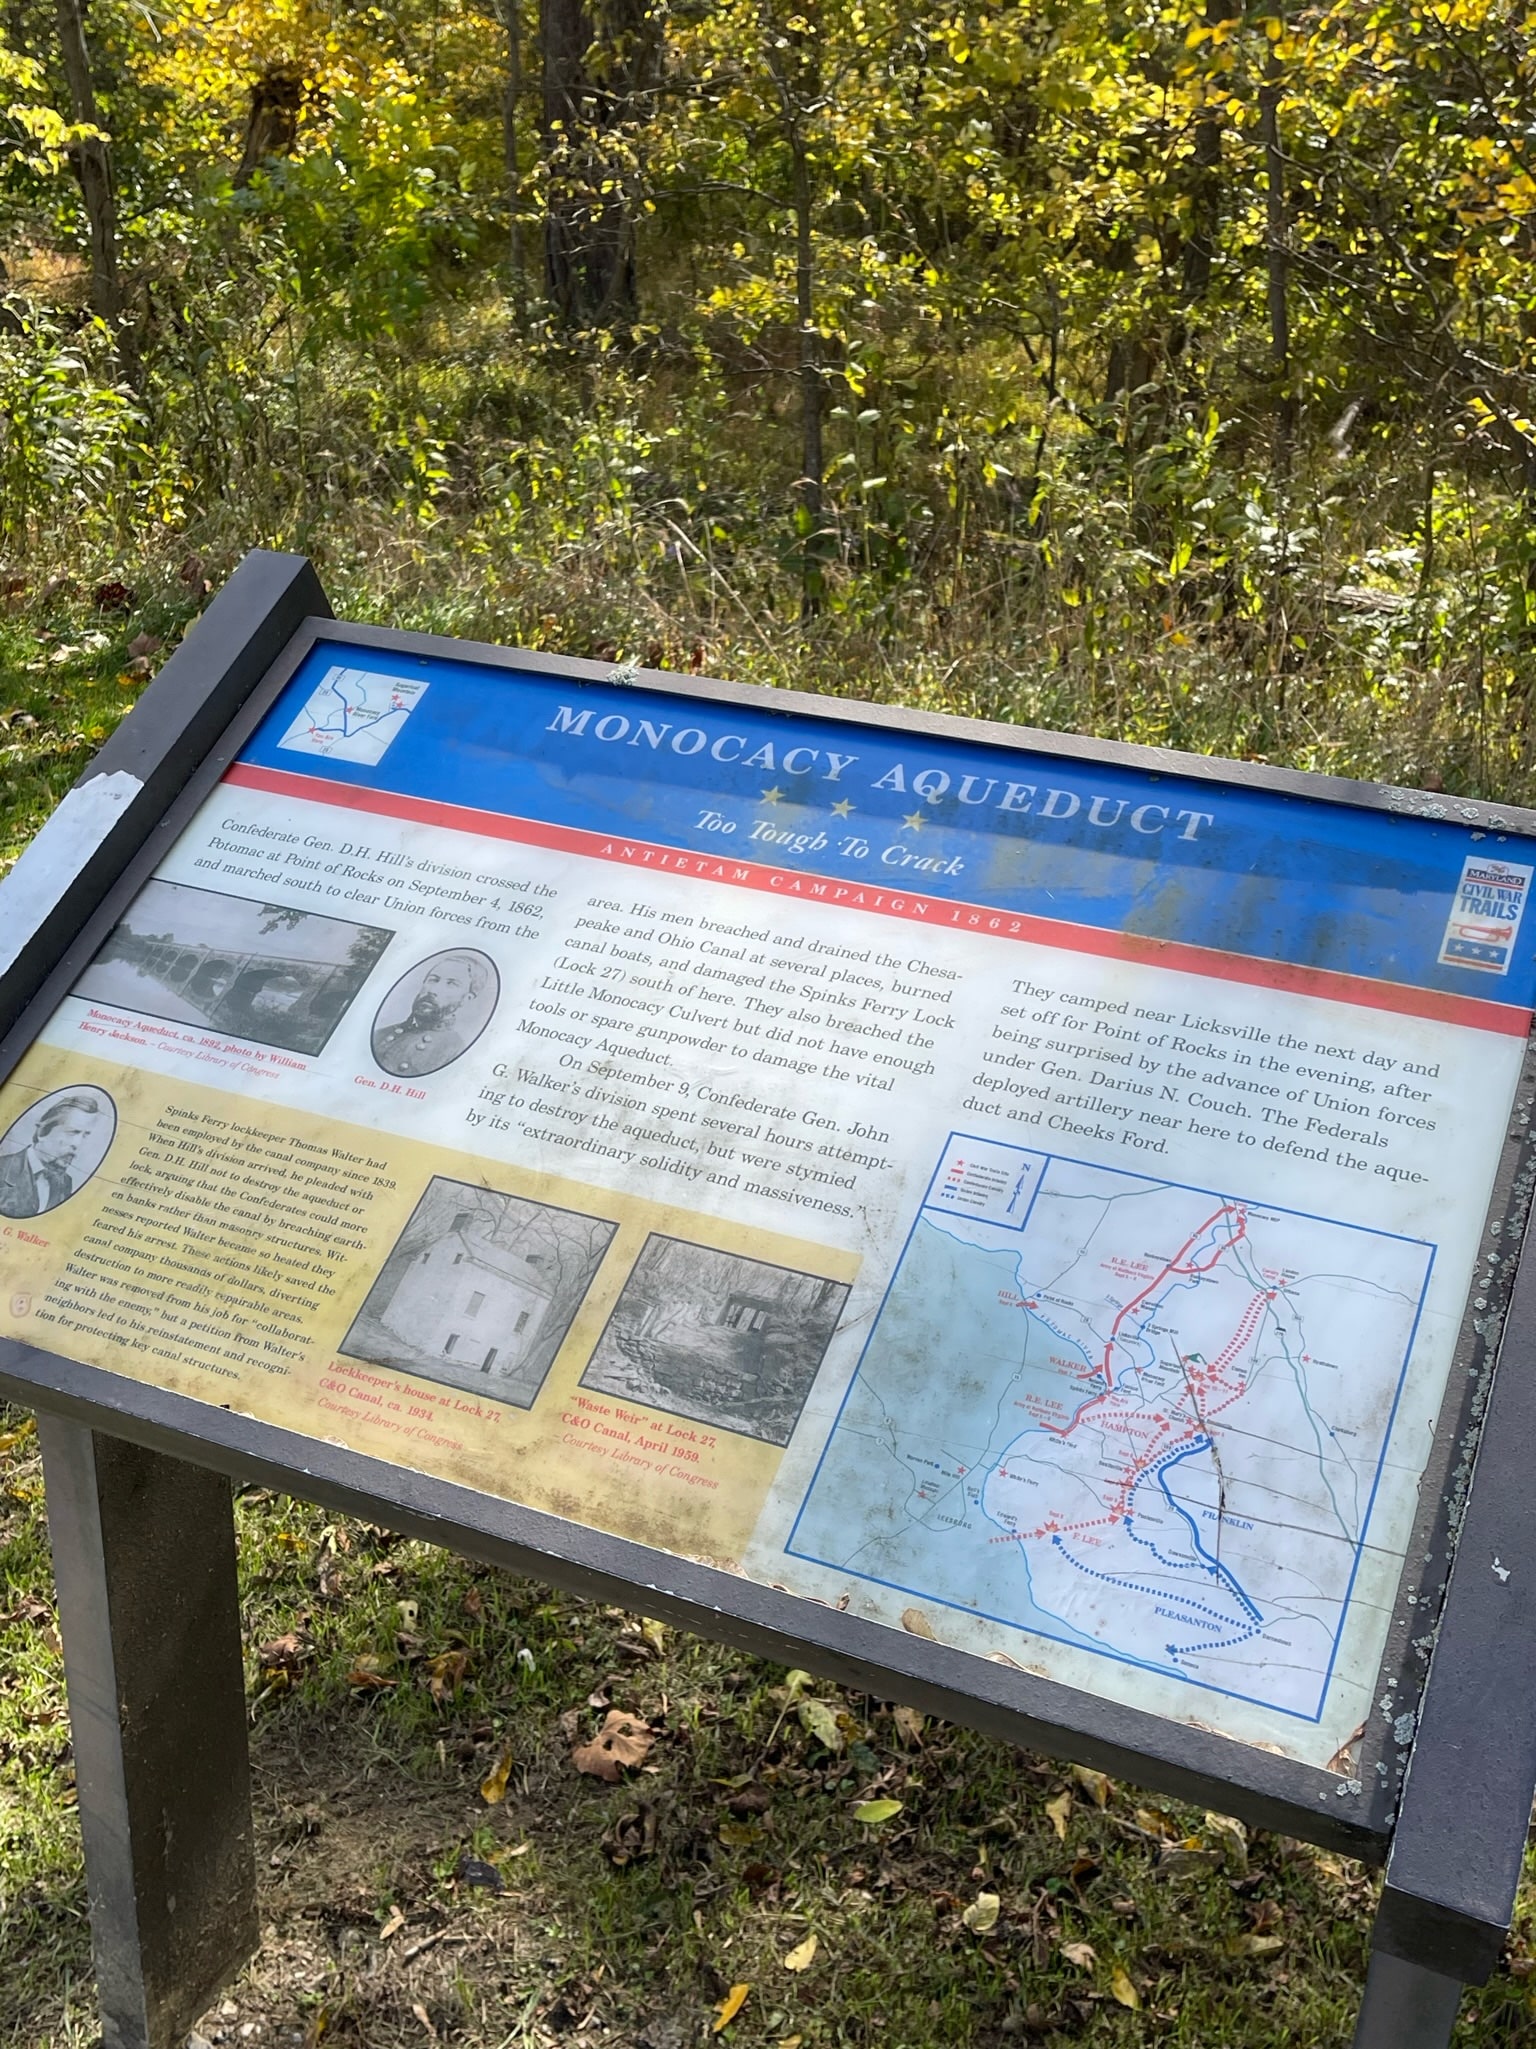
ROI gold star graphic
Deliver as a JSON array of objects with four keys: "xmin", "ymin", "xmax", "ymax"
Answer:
[
  {"xmin": 900, "ymin": 809, "xmax": 926, "ymax": 831},
  {"xmin": 831, "ymin": 798, "xmax": 855, "ymax": 818},
  {"xmin": 760, "ymin": 786, "xmax": 785, "ymax": 805}
]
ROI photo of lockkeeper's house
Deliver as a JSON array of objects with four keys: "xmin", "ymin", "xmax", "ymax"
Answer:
[
  {"xmin": 343, "ymin": 1175, "xmax": 617, "ymax": 1407},
  {"xmin": 381, "ymin": 1215, "xmax": 556, "ymax": 1377}
]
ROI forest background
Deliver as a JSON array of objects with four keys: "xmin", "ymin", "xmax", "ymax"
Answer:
[
  {"xmin": 3, "ymin": 1, "xmax": 1536, "ymax": 2045},
  {"xmin": 7, "ymin": 0, "xmax": 1536, "ymax": 852}
]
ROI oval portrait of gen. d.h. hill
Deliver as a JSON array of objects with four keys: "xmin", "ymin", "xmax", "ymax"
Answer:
[
  {"xmin": 0, "ymin": 1084, "xmax": 117, "ymax": 1219},
  {"xmin": 370, "ymin": 949, "xmax": 499, "ymax": 1079}
]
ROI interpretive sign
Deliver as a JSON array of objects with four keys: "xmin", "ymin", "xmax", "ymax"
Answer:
[{"xmin": 4, "ymin": 552, "xmax": 1536, "ymax": 2049}]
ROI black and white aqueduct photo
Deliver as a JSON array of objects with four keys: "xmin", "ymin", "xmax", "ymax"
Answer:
[{"xmin": 72, "ymin": 878, "xmax": 394, "ymax": 1057}]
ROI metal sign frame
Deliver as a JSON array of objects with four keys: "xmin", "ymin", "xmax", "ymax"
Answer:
[{"xmin": 2, "ymin": 551, "xmax": 1534, "ymax": 2049}]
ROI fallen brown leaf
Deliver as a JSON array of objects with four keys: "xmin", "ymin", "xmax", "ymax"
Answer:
[
  {"xmin": 0, "ymin": 1592, "xmax": 51, "ymax": 1629},
  {"xmin": 258, "ymin": 1632, "xmax": 312, "ymax": 1678},
  {"xmin": 426, "ymin": 1648, "xmax": 469, "ymax": 1703},
  {"xmin": 571, "ymin": 1709, "xmax": 655, "ymax": 1781},
  {"xmin": 712, "ymin": 1984, "xmax": 749, "ymax": 2033},
  {"xmin": 346, "ymin": 1655, "xmax": 395, "ymax": 1692},
  {"xmin": 1069, "ymin": 1765, "xmax": 1111, "ymax": 1807},
  {"xmin": 892, "ymin": 1704, "xmax": 925, "ymax": 1745},
  {"xmin": 727, "ymin": 1785, "xmax": 771, "ymax": 1816},
  {"xmin": 480, "ymin": 1749, "xmax": 513, "ymax": 1805},
  {"xmin": 604, "ymin": 1803, "xmax": 659, "ymax": 1865}
]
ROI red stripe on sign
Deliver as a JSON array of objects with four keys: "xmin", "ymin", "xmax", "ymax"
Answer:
[{"xmin": 223, "ymin": 760, "xmax": 1534, "ymax": 1037}]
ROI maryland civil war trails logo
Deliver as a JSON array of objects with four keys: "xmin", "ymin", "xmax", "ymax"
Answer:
[{"xmin": 1439, "ymin": 853, "xmax": 1534, "ymax": 974}]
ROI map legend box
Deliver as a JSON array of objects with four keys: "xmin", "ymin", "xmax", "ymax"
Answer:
[{"xmin": 925, "ymin": 1136, "xmax": 1045, "ymax": 1230}]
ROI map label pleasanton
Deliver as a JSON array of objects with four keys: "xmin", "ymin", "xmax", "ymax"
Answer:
[{"xmin": 2, "ymin": 636, "xmax": 1533, "ymax": 1772}]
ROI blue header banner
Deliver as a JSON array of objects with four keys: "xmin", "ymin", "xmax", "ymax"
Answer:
[{"xmin": 234, "ymin": 637, "xmax": 1536, "ymax": 1014}]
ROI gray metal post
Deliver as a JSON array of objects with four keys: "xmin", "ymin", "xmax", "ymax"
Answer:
[
  {"xmin": 39, "ymin": 1415, "xmax": 256, "ymax": 2049},
  {"xmin": 1351, "ymin": 1949, "xmax": 1462, "ymax": 2049}
]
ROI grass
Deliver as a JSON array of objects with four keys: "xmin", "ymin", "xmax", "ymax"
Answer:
[{"xmin": 0, "ymin": 1407, "xmax": 1532, "ymax": 2048}]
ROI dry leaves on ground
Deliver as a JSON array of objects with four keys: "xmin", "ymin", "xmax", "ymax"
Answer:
[
  {"xmin": 1110, "ymin": 1964, "xmax": 1141, "ymax": 2009},
  {"xmin": 797, "ymin": 1698, "xmax": 843, "ymax": 1752},
  {"xmin": 346, "ymin": 1654, "xmax": 395, "ymax": 1692},
  {"xmin": 603, "ymin": 1804, "xmax": 659, "ymax": 1866},
  {"xmin": 425, "ymin": 1648, "xmax": 469, "ymax": 1703},
  {"xmin": 480, "ymin": 1749, "xmax": 513, "ymax": 1805},
  {"xmin": 257, "ymin": 1632, "xmax": 313, "ymax": 1686},
  {"xmin": 962, "ymin": 1892, "xmax": 1001, "ymax": 1935},
  {"xmin": 1069, "ymin": 1765, "xmax": 1111, "ymax": 1807},
  {"xmin": 711, "ymin": 1983, "xmax": 749, "ymax": 2033},
  {"xmin": 571, "ymin": 1709, "xmax": 655, "ymax": 1782}
]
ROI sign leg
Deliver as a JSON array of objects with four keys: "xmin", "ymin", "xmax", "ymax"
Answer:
[
  {"xmin": 1351, "ymin": 1945, "xmax": 1463, "ymax": 2049},
  {"xmin": 39, "ymin": 1415, "xmax": 257, "ymax": 2049}
]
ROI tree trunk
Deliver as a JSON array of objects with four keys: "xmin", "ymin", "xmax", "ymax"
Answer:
[
  {"xmin": 539, "ymin": 0, "xmax": 657, "ymax": 329},
  {"xmin": 1259, "ymin": 47, "xmax": 1294, "ymax": 473},
  {"xmin": 791, "ymin": 113, "xmax": 825, "ymax": 619},
  {"xmin": 1180, "ymin": 0, "xmax": 1226, "ymax": 309},
  {"xmin": 1181, "ymin": 102, "xmax": 1222, "ymax": 306},
  {"xmin": 498, "ymin": 0, "xmax": 529, "ymax": 324},
  {"xmin": 233, "ymin": 66, "xmax": 305, "ymax": 189},
  {"xmin": 54, "ymin": 0, "xmax": 121, "ymax": 339},
  {"xmin": 540, "ymin": 0, "xmax": 588, "ymax": 324}
]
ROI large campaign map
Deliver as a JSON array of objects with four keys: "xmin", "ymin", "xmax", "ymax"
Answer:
[{"xmin": 788, "ymin": 1137, "xmax": 1435, "ymax": 1720}]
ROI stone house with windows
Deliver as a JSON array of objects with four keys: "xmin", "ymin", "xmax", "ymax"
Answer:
[{"xmin": 381, "ymin": 1211, "xmax": 556, "ymax": 1376}]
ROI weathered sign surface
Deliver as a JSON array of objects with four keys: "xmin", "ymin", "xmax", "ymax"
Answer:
[{"xmin": 3, "ymin": 624, "xmax": 1532, "ymax": 1795}]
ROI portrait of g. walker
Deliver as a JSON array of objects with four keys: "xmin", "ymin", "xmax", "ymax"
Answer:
[{"xmin": 0, "ymin": 1086, "xmax": 116, "ymax": 1219}]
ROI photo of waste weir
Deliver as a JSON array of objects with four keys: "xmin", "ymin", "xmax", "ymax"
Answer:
[
  {"xmin": 581, "ymin": 1235, "xmax": 851, "ymax": 1446},
  {"xmin": 71, "ymin": 878, "xmax": 394, "ymax": 1056},
  {"xmin": 342, "ymin": 1175, "xmax": 619, "ymax": 1407}
]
